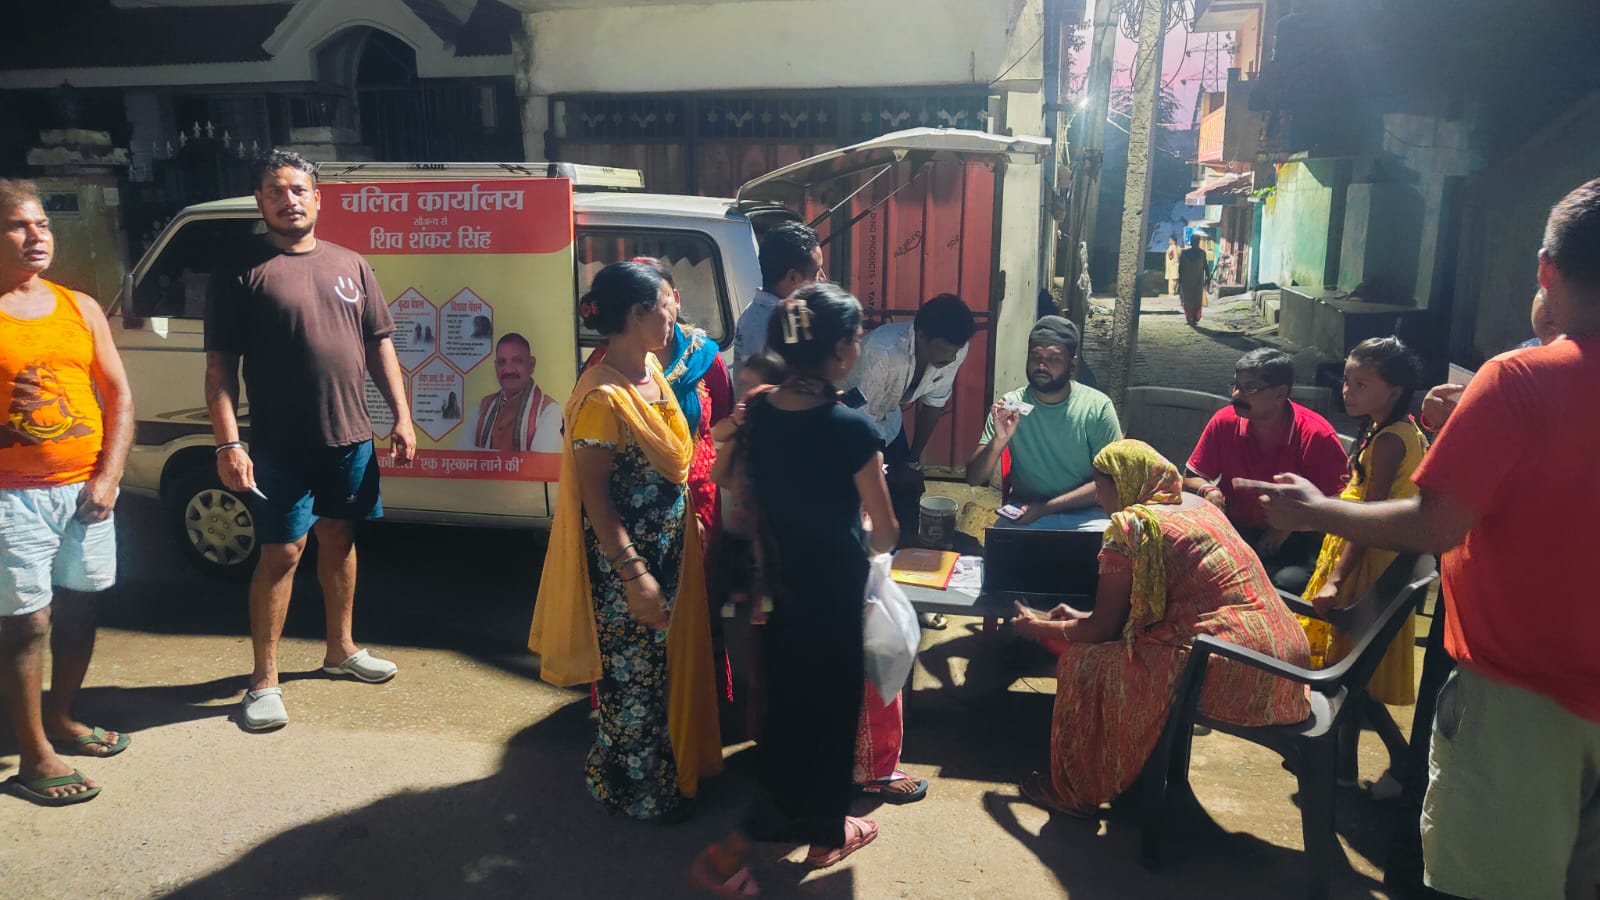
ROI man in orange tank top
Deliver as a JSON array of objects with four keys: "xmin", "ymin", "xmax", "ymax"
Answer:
[{"xmin": 0, "ymin": 179, "xmax": 135, "ymax": 806}]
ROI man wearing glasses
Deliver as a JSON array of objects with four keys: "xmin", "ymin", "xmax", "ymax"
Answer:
[
  {"xmin": 966, "ymin": 316, "xmax": 1120, "ymax": 529},
  {"xmin": 1183, "ymin": 347, "xmax": 1347, "ymax": 592}
]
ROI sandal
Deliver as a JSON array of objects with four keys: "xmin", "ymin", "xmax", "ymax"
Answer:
[
  {"xmin": 52, "ymin": 726, "xmax": 130, "ymax": 758},
  {"xmin": 5, "ymin": 770, "xmax": 100, "ymax": 807},
  {"xmin": 859, "ymin": 770, "xmax": 929, "ymax": 804},
  {"xmin": 919, "ymin": 612, "xmax": 948, "ymax": 631},
  {"xmin": 1019, "ymin": 772, "xmax": 1096, "ymax": 819},
  {"xmin": 688, "ymin": 845, "xmax": 760, "ymax": 897},
  {"xmin": 805, "ymin": 816, "xmax": 878, "ymax": 868}
]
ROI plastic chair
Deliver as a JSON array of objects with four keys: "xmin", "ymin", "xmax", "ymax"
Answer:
[{"xmin": 1137, "ymin": 554, "xmax": 1438, "ymax": 900}]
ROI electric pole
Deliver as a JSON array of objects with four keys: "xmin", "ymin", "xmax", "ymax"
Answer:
[
  {"xmin": 1038, "ymin": 0, "xmax": 1069, "ymax": 304},
  {"xmin": 1063, "ymin": 0, "xmax": 1117, "ymax": 328},
  {"xmin": 1106, "ymin": 0, "xmax": 1169, "ymax": 411}
]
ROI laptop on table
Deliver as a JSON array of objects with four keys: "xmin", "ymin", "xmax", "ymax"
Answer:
[{"xmin": 979, "ymin": 526, "xmax": 1104, "ymax": 615}]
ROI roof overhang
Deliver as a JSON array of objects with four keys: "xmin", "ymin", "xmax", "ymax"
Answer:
[
  {"xmin": 1193, "ymin": 0, "xmax": 1264, "ymax": 34},
  {"xmin": 1185, "ymin": 171, "xmax": 1253, "ymax": 206}
]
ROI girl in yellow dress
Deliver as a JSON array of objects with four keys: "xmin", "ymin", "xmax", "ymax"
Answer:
[{"xmin": 1301, "ymin": 337, "xmax": 1427, "ymax": 702}]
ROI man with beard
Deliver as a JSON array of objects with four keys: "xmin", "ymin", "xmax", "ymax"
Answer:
[
  {"xmin": 0, "ymin": 178, "xmax": 134, "ymax": 806},
  {"xmin": 1184, "ymin": 347, "xmax": 1346, "ymax": 592},
  {"xmin": 966, "ymin": 316, "xmax": 1120, "ymax": 529},
  {"xmin": 205, "ymin": 150, "xmax": 415, "ymax": 732},
  {"xmin": 459, "ymin": 332, "xmax": 561, "ymax": 451}
]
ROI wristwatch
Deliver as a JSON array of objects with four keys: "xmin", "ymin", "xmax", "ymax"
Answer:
[{"xmin": 906, "ymin": 459, "xmax": 924, "ymax": 472}]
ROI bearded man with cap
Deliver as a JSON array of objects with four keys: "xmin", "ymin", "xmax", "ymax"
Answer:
[{"xmin": 966, "ymin": 316, "xmax": 1122, "ymax": 528}]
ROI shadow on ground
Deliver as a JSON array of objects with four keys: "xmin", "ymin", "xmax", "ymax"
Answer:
[
  {"xmin": 158, "ymin": 701, "xmax": 859, "ymax": 900},
  {"xmin": 103, "ymin": 496, "xmax": 548, "ymax": 678},
  {"xmin": 901, "ymin": 629, "xmax": 1406, "ymax": 899}
]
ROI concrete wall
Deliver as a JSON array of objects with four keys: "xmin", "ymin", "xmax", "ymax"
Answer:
[
  {"xmin": 521, "ymin": 0, "xmax": 1030, "ymax": 95},
  {"xmin": 1257, "ymin": 159, "xmax": 1339, "ymax": 289},
  {"xmin": 0, "ymin": 0, "xmax": 514, "ymax": 88},
  {"xmin": 1373, "ymin": 113, "xmax": 1478, "ymax": 308},
  {"xmin": 1454, "ymin": 93, "xmax": 1600, "ymax": 362},
  {"xmin": 993, "ymin": 91, "xmax": 1046, "ymax": 403}
]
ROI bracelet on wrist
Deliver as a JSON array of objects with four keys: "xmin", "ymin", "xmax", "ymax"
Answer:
[
  {"xmin": 621, "ymin": 569, "xmax": 650, "ymax": 583},
  {"xmin": 215, "ymin": 440, "xmax": 245, "ymax": 456},
  {"xmin": 615, "ymin": 555, "xmax": 647, "ymax": 572},
  {"xmin": 610, "ymin": 542, "xmax": 637, "ymax": 564}
]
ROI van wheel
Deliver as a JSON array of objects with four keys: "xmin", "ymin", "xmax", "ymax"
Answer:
[{"xmin": 169, "ymin": 465, "xmax": 259, "ymax": 580}]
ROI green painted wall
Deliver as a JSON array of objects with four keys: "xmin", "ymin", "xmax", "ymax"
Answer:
[{"xmin": 1257, "ymin": 160, "xmax": 1339, "ymax": 290}]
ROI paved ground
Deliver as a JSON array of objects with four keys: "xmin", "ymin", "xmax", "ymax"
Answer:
[{"xmin": 2, "ymin": 302, "xmax": 1425, "ymax": 899}]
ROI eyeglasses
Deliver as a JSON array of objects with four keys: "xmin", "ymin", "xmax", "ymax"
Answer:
[{"xmin": 1228, "ymin": 380, "xmax": 1272, "ymax": 396}]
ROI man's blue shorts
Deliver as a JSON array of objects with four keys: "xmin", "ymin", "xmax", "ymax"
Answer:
[{"xmin": 249, "ymin": 441, "xmax": 383, "ymax": 545}]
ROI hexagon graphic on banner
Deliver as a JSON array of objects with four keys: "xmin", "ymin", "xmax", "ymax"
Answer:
[
  {"xmin": 388, "ymin": 287, "xmax": 440, "ymax": 371},
  {"xmin": 440, "ymin": 288, "xmax": 494, "ymax": 373},
  {"xmin": 365, "ymin": 373, "xmax": 396, "ymax": 438},
  {"xmin": 410, "ymin": 357, "xmax": 465, "ymax": 442}
]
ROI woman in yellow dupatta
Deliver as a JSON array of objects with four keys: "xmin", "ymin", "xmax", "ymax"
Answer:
[
  {"xmin": 528, "ymin": 261, "xmax": 720, "ymax": 823},
  {"xmin": 1011, "ymin": 439, "xmax": 1309, "ymax": 817}
]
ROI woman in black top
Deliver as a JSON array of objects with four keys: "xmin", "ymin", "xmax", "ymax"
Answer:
[{"xmin": 690, "ymin": 284, "xmax": 899, "ymax": 895}]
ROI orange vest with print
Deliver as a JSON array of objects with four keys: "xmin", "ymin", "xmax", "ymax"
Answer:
[{"xmin": 0, "ymin": 280, "xmax": 103, "ymax": 488}]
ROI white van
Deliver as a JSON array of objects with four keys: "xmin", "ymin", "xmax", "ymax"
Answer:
[{"xmin": 110, "ymin": 129, "xmax": 1047, "ymax": 578}]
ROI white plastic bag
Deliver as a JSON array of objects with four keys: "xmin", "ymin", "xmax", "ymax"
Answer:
[{"xmin": 863, "ymin": 553, "xmax": 921, "ymax": 704}]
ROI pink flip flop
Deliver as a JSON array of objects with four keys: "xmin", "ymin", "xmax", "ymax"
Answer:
[{"xmin": 805, "ymin": 816, "xmax": 878, "ymax": 868}]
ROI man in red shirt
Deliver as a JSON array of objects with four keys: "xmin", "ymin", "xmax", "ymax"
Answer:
[
  {"xmin": 1239, "ymin": 178, "xmax": 1600, "ymax": 899},
  {"xmin": 1184, "ymin": 348, "xmax": 1348, "ymax": 592}
]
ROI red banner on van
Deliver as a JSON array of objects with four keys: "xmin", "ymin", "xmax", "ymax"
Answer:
[{"xmin": 318, "ymin": 179, "xmax": 574, "ymax": 255}]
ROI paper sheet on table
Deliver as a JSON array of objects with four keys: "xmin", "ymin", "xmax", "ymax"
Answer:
[{"xmin": 949, "ymin": 555, "xmax": 985, "ymax": 598}]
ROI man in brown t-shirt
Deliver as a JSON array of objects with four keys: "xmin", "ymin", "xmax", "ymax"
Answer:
[{"xmin": 204, "ymin": 149, "xmax": 415, "ymax": 732}]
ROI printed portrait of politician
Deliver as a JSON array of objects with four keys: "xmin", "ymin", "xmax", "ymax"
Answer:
[{"xmin": 458, "ymin": 332, "xmax": 562, "ymax": 452}]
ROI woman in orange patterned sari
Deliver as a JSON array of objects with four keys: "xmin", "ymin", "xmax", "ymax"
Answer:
[{"xmin": 1012, "ymin": 439, "xmax": 1310, "ymax": 815}]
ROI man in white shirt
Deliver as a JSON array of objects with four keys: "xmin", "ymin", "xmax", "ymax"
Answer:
[
  {"xmin": 732, "ymin": 222, "xmax": 824, "ymax": 371},
  {"xmin": 842, "ymin": 293, "xmax": 974, "ymax": 548}
]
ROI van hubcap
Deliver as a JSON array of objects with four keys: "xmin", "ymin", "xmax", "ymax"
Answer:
[{"xmin": 184, "ymin": 488, "xmax": 256, "ymax": 567}]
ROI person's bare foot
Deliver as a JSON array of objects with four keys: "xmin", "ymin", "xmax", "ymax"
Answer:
[
  {"xmin": 20, "ymin": 754, "xmax": 97, "ymax": 800},
  {"xmin": 43, "ymin": 717, "xmax": 123, "ymax": 757}
]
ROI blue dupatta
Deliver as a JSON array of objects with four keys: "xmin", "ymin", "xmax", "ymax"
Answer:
[{"xmin": 662, "ymin": 323, "xmax": 719, "ymax": 436}]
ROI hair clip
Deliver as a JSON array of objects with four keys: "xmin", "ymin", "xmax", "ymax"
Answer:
[{"xmin": 781, "ymin": 301, "xmax": 813, "ymax": 344}]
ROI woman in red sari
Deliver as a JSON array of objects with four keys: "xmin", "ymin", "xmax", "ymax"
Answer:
[{"xmin": 1012, "ymin": 439, "xmax": 1310, "ymax": 815}]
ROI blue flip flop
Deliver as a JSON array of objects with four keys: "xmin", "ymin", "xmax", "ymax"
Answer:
[{"xmin": 859, "ymin": 770, "xmax": 929, "ymax": 804}]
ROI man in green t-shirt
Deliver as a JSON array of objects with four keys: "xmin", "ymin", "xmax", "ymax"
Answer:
[{"xmin": 965, "ymin": 316, "xmax": 1122, "ymax": 529}]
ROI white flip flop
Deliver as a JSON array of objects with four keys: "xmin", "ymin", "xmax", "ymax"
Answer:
[
  {"xmin": 242, "ymin": 687, "xmax": 288, "ymax": 731},
  {"xmin": 322, "ymin": 649, "xmax": 398, "ymax": 684}
]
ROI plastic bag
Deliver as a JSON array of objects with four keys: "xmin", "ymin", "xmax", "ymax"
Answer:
[{"xmin": 863, "ymin": 553, "xmax": 921, "ymax": 704}]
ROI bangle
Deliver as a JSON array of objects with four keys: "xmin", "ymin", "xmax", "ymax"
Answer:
[
  {"xmin": 1199, "ymin": 483, "xmax": 1222, "ymax": 498},
  {"xmin": 615, "ymin": 555, "xmax": 647, "ymax": 572},
  {"xmin": 621, "ymin": 568, "xmax": 650, "ymax": 583},
  {"xmin": 215, "ymin": 441, "xmax": 245, "ymax": 455},
  {"xmin": 609, "ymin": 542, "xmax": 637, "ymax": 564}
]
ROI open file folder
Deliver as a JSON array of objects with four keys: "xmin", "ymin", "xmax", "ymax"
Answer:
[{"xmin": 889, "ymin": 548, "xmax": 961, "ymax": 589}]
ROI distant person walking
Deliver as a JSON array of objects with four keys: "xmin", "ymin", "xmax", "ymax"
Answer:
[
  {"xmin": 1164, "ymin": 236, "xmax": 1181, "ymax": 296},
  {"xmin": 1177, "ymin": 233, "xmax": 1210, "ymax": 326}
]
